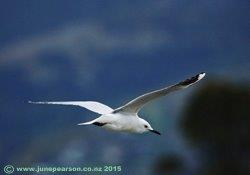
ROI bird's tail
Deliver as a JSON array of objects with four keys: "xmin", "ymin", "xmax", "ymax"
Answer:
[{"xmin": 77, "ymin": 120, "xmax": 96, "ymax": 125}]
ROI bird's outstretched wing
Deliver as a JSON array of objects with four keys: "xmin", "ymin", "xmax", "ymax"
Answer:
[
  {"xmin": 114, "ymin": 72, "xmax": 205, "ymax": 114},
  {"xmin": 28, "ymin": 101, "xmax": 113, "ymax": 114}
]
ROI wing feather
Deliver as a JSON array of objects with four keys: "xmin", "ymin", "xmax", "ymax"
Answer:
[
  {"xmin": 28, "ymin": 101, "xmax": 113, "ymax": 114},
  {"xmin": 114, "ymin": 72, "xmax": 205, "ymax": 114}
]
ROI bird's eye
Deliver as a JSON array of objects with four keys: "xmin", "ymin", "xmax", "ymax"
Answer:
[{"xmin": 144, "ymin": 125, "xmax": 148, "ymax": 128}]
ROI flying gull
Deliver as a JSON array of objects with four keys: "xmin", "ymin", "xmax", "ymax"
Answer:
[{"xmin": 29, "ymin": 72, "xmax": 205, "ymax": 135}]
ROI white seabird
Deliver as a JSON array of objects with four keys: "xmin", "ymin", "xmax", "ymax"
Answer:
[{"xmin": 29, "ymin": 72, "xmax": 205, "ymax": 135}]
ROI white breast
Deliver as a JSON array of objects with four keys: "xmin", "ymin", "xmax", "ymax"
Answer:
[{"xmin": 97, "ymin": 112, "xmax": 141, "ymax": 133}]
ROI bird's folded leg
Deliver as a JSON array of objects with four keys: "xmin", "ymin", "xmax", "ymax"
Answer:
[{"xmin": 92, "ymin": 122, "xmax": 107, "ymax": 126}]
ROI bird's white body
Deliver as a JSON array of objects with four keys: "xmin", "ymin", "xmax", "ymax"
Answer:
[
  {"xmin": 29, "ymin": 72, "xmax": 205, "ymax": 135},
  {"xmin": 90, "ymin": 113, "xmax": 151, "ymax": 134}
]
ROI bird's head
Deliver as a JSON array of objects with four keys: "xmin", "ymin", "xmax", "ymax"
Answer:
[{"xmin": 138, "ymin": 118, "xmax": 161, "ymax": 135}]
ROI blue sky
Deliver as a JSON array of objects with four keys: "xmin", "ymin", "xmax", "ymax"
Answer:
[{"xmin": 0, "ymin": 1, "xmax": 249, "ymax": 174}]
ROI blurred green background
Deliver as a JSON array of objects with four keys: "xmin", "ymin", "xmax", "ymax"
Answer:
[{"xmin": 0, "ymin": 1, "xmax": 249, "ymax": 175}]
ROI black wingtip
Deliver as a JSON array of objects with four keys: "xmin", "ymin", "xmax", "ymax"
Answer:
[{"xmin": 179, "ymin": 72, "xmax": 205, "ymax": 86}]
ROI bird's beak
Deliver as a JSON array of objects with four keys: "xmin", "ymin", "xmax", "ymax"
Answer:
[{"xmin": 149, "ymin": 129, "xmax": 161, "ymax": 135}]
